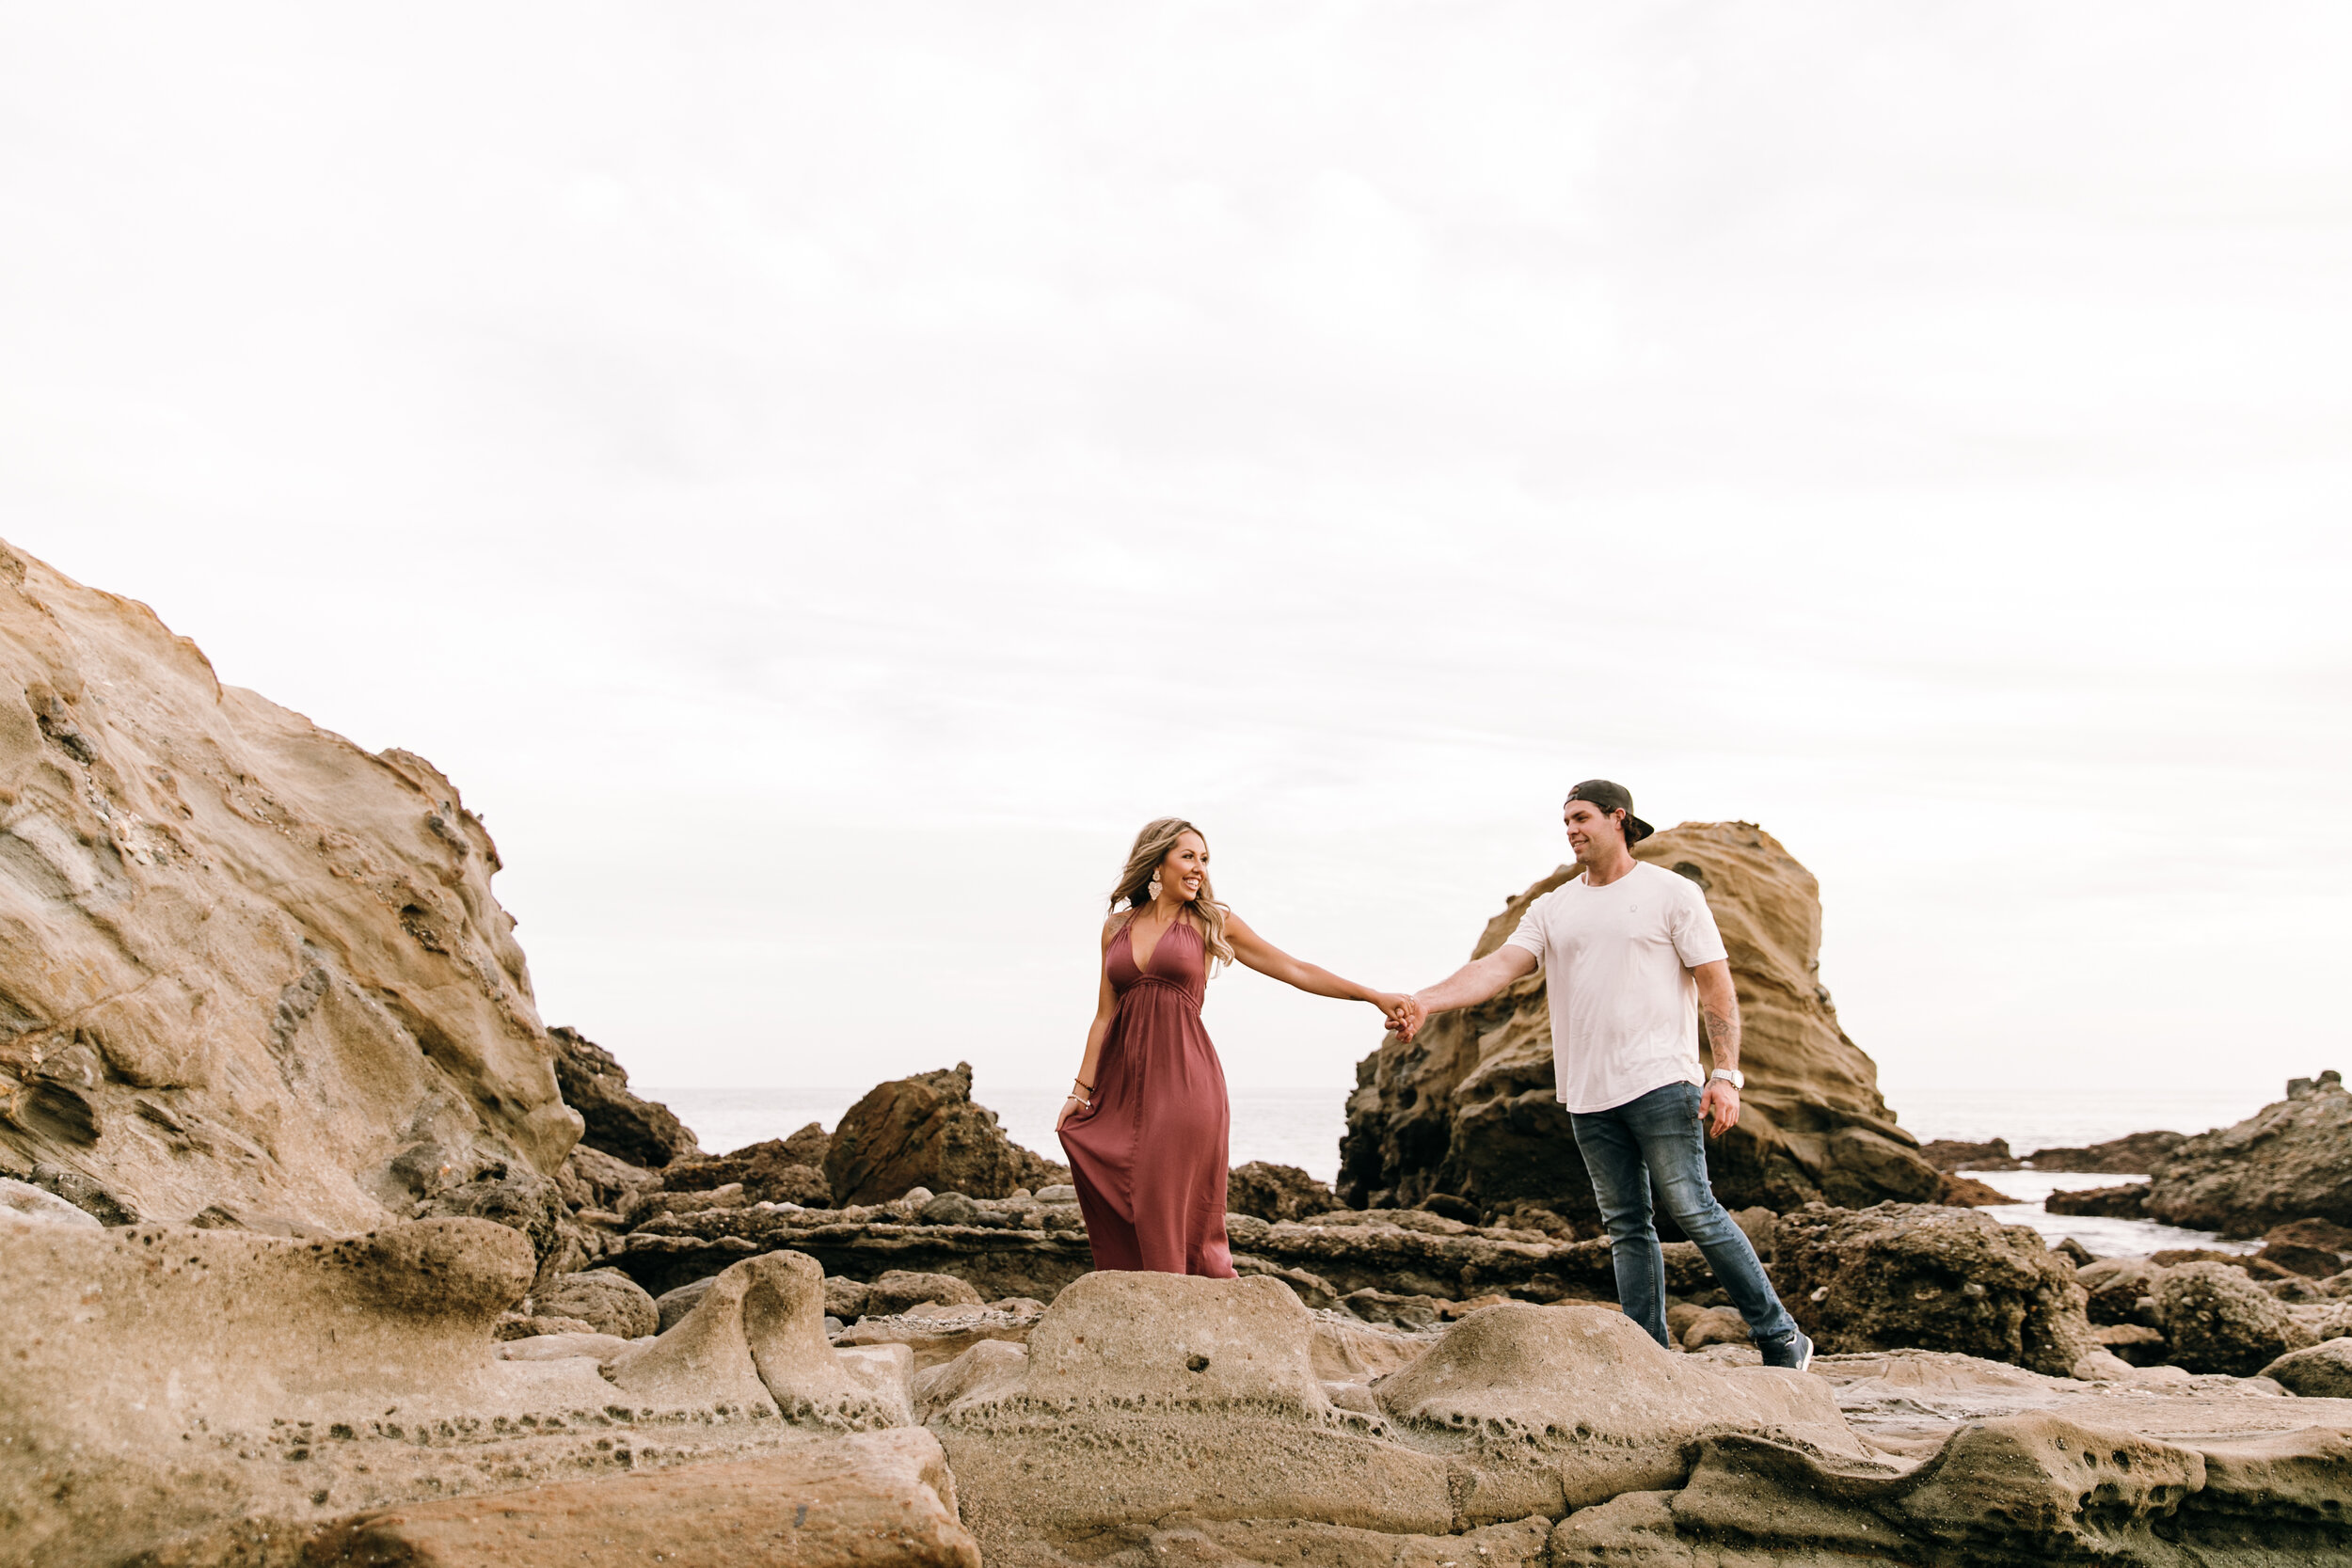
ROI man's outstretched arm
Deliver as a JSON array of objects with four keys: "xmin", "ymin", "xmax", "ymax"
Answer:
[{"xmin": 1391, "ymin": 946, "xmax": 1539, "ymax": 1040}]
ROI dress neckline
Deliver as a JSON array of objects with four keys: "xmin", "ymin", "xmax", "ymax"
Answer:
[{"xmin": 1128, "ymin": 911, "xmax": 1191, "ymax": 974}]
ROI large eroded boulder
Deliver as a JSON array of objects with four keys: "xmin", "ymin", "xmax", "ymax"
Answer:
[
  {"xmin": 548, "ymin": 1025, "xmax": 700, "ymax": 1168},
  {"xmin": 0, "ymin": 539, "xmax": 580, "ymax": 1234},
  {"xmin": 930, "ymin": 1271, "xmax": 1883, "ymax": 1561},
  {"xmin": 1340, "ymin": 824, "xmax": 1941, "ymax": 1225},
  {"xmin": 2154, "ymin": 1259, "xmax": 2316, "ymax": 1377},
  {"xmin": 1772, "ymin": 1203, "xmax": 2096, "ymax": 1377},
  {"xmin": 823, "ymin": 1063, "xmax": 1065, "ymax": 1205},
  {"xmin": 2144, "ymin": 1072, "xmax": 2352, "ymax": 1237}
]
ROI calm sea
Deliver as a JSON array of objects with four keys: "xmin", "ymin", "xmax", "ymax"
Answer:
[{"xmin": 643, "ymin": 1082, "xmax": 2270, "ymax": 1257}]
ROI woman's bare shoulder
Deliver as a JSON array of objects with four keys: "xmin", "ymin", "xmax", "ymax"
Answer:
[{"xmin": 1100, "ymin": 911, "xmax": 1129, "ymax": 945}]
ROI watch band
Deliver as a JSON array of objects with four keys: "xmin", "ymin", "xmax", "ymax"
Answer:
[{"xmin": 1708, "ymin": 1068, "xmax": 1744, "ymax": 1089}]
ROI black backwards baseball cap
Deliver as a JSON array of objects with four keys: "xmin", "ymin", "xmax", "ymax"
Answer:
[{"xmin": 1566, "ymin": 780, "xmax": 1655, "ymax": 845}]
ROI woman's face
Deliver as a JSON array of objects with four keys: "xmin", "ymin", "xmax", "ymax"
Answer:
[{"xmin": 1158, "ymin": 832, "xmax": 1208, "ymax": 903}]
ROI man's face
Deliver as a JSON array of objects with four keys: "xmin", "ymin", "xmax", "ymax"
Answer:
[{"xmin": 1563, "ymin": 799, "xmax": 1626, "ymax": 866}]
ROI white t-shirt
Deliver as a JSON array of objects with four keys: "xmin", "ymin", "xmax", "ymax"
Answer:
[{"xmin": 1502, "ymin": 861, "xmax": 1729, "ymax": 1115}]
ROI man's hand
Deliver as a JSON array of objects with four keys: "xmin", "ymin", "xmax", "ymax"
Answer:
[{"xmin": 1701, "ymin": 1078, "xmax": 1740, "ymax": 1138}]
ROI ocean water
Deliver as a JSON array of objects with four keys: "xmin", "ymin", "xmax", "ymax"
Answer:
[{"xmin": 644, "ymin": 1081, "xmax": 2264, "ymax": 1258}]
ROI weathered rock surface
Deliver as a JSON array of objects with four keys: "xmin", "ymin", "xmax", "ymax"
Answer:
[
  {"xmin": 2264, "ymin": 1338, "xmax": 2352, "ymax": 1399},
  {"xmin": 2145, "ymin": 1071, "xmax": 2352, "ymax": 1236},
  {"xmin": 931, "ymin": 1272, "xmax": 1873, "ymax": 1562},
  {"xmin": 2155, "ymin": 1259, "xmax": 2317, "ymax": 1376},
  {"xmin": 532, "ymin": 1266, "xmax": 659, "ymax": 1339},
  {"xmin": 547, "ymin": 1024, "xmax": 699, "ymax": 1168},
  {"xmin": 1773, "ymin": 1203, "xmax": 2096, "ymax": 1376},
  {"xmin": 823, "ymin": 1063, "xmax": 1067, "ymax": 1206},
  {"xmin": 1340, "ymin": 824, "xmax": 1942, "ymax": 1227},
  {"xmin": 1226, "ymin": 1159, "xmax": 1337, "ymax": 1222},
  {"xmin": 665, "ymin": 1126, "xmax": 836, "ymax": 1207},
  {"xmin": 0, "ymin": 539, "xmax": 580, "ymax": 1237},
  {"xmin": 0, "ymin": 1208, "xmax": 930, "ymax": 1566},
  {"xmin": 159, "ymin": 1429, "xmax": 978, "ymax": 1568}
]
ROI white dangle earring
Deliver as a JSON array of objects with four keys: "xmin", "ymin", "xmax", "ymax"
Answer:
[{"xmin": 1148, "ymin": 877, "xmax": 1163, "ymax": 901}]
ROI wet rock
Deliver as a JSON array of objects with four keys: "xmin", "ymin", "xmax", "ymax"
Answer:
[
  {"xmin": 2024, "ymin": 1129, "xmax": 2186, "ymax": 1173},
  {"xmin": 532, "ymin": 1266, "xmax": 658, "ymax": 1338},
  {"xmin": 822, "ymin": 1063, "xmax": 1065, "ymax": 1205},
  {"xmin": 2262, "ymin": 1338, "xmax": 2352, "ymax": 1398},
  {"xmin": 1340, "ymin": 824, "xmax": 1943, "ymax": 1223},
  {"xmin": 1225, "ymin": 1159, "xmax": 1337, "ymax": 1222},
  {"xmin": 2155, "ymin": 1259, "xmax": 2317, "ymax": 1376},
  {"xmin": 547, "ymin": 1025, "xmax": 698, "ymax": 1168},
  {"xmin": 1773, "ymin": 1203, "xmax": 2095, "ymax": 1376},
  {"xmin": 2145, "ymin": 1071, "xmax": 2352, "ymax": 1237}
]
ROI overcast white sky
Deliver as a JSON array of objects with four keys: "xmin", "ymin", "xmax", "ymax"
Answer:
[{"xmin": 4, "ymin": 5, "xmax": 2347, "ymax": 1120}]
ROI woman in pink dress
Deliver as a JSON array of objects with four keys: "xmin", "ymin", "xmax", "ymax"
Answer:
[{"xmin": 1055, "ymin": 817, "xmax": 1409, "ymax": 1276}]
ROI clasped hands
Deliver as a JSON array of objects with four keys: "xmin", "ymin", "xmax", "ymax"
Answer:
[{"xmin": 1375, "ymin": 992, "xmax": 1428, "ymax": 1042}]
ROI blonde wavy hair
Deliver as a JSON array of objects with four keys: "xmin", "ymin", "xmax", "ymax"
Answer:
[{"xmin": 1109, "ymin": 816, "xmax": 1234, "ymax": 970}]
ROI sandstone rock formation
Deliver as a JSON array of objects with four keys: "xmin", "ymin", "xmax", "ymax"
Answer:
[
  {"xmin": 2144, "ymin": 1071, "xmax": 2352, "ymax": 1236},
  {"xmin": 1772, "ymin": 1203, "xmax": 2096, "ymax": 1377},
  {"xmin": 548, "ymin": 1025, "xmax": 699, "ymax": 1167},
  {"xmin": 824, "ymin": 1062, "xmax": 1068, "ymax": 1206},
  {"xmin": 0, "ymin": 1205, "xmax": 962, "ymax": 1565},
  {"xmin": 1340, "ymin": 824, "xmax": 1942, "ymax": 1227},
  {"xmin": 0, "ymin": 539, "xmax": 580, "ymax": 1236}
]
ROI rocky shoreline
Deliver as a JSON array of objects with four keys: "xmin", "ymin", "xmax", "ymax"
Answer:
[{"xmin": 3, "ymin": 536, "xmax": 2350, "ymax": 1565}]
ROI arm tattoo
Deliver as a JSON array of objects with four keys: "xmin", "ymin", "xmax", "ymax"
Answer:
[{"xmin": 1702, "ymin": 1002, "xmax": 1740, "ymax": 1070}]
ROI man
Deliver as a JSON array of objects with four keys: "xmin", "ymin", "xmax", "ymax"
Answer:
[{"xmin": 1391, "ymin": 781, "xmax": 1811, "ymax": 1370}]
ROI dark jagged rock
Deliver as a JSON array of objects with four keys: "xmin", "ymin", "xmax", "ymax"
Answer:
[
  {"xmin": 2025, "ymin": 1129, "xmax": 2185, "ymax": 1173},
  {"xmin": 1772, "ymin": 1202, "xmax": 2096, "ymax": 1377},
  {"xmin": 1225, "ymin": 1160, "xmax": 1336, "ymax": 1222},
  {"xmin": 2044, "ymin": 1181, "xmax": 2148, "ymax": 1218},
  {"xmin": 548, "ymin": 1025, "xmax": 700, "ymax": 1168},
  {"xmin": 667, "ymin": 1127, "xmax": 835, "ymax": 1207},
  {"xmin": 2144, "ymin": 1072, "xmax": 2352, "ymax": 1237},
  {"xmin": 822, "ymin": 1063, "xmax": 1065, "ymax": 1206},
  {"xmin": 1341, "ymin": 824, "xmax": 1943, "ymax": 1226},
  {"xmin": 1919, "ymin": 1137, "xmax": 2022, "ymax": 1172}
]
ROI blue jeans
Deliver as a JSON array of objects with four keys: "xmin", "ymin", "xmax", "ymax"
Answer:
[{"xmin": 1570, "ymin": 1080, "xmax": 1796, "ymax": 1352}]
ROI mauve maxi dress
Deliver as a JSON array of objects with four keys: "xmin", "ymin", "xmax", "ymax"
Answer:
[{"xmin": 1057, "ymin": 914, "xmax": 1236, "ymax": 1276}]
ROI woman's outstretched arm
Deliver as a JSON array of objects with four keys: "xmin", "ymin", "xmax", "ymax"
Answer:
[
  {"xmin": 1225, "ymin": 911, "xmax": 1408, "ymax": 1018},
  {"xmin": 1057, "ymin": 916, "xmax": 1123, "ymax": 1131}
]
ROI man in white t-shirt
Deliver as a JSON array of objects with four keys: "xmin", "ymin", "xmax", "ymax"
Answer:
[{"xmin": 1391, "ymin": 781, "xmax": 1809, "ymax": 1370}]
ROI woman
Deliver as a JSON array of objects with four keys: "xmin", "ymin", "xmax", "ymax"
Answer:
[{"xmin": 1055, "ymin": 817, "xmax": 1408, "ymax": 1276}]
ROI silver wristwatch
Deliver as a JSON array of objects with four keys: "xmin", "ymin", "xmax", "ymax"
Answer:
[{"xmin": 1708, "ymin": 1068, "xmax": 1744, "ymax": 1090}]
